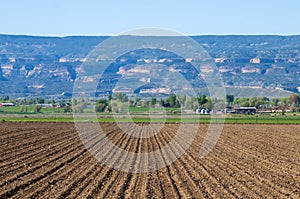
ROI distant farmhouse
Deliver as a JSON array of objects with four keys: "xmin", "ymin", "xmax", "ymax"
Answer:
[
  {"xmin": 225, "ymin": 107, "xmax": 257, "ymax": 114},
  {"xmin": 196, "ymin": 108, "xmax": 210, "ymax": 115},
  {"xmin": 0, "ymin": 102, "xmax": 15, "ymax": 107},
  {"xmin": 235, "ymin": 107, "xmax": 257, "ymax": 114}
]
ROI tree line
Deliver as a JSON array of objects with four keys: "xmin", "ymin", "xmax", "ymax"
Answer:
[
  {"xmin": 226, "ymin": 94, "xmax": 300, "ymax": 113},
  {"xmin": 1, "ymin": 93, "xmax": 300, "ymax": 113}
]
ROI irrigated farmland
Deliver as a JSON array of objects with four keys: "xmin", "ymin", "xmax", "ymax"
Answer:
[{"xmin": 0, "ymin": 122, "xmax": 299, "ymax": 198}]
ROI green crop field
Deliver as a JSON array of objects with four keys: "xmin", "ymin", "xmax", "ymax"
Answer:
[
  {"xmin": 0, "ymin": 106, "xmax": 65, "ymax": 114},
  {"xmin": 1, "ymin": 104, "xmax": 299, "ymax": 124},
  {"xmin": 1, "ymin": 113, "xmax": 299, "ymax": 124}
]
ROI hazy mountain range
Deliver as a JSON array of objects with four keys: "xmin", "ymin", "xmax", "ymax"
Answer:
[{"xmin": 0, "ymin": 34, "xmax": 299, "ymax": 99}]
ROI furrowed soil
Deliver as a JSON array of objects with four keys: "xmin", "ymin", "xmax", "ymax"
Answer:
[{"xmin": 0, "ymin": 122, "xmax": 299, "ymax": 198}]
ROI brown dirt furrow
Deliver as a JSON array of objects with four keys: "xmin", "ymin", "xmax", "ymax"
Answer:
[
  {"xmin": 124, "ymin": 126, "xmax": 151, "ymax": 198},
  {"xmin": 0, "ymin": 129, "xmax": 74, "ymax": 161},
  {"xmin": 191, "ymin": 128, "xmax": 297, "ymax": 198},
  {"xmin": 121, "ymin": 133, "xmax": 144, "ymax": 198},
  {"xmin": 0, "ymin": 125, "xmax": 106, "ymax": 172},
  {"xmin": 219, "ymin": 138, "xmax": 300, "ymax": 174},
  {"xmin": 0, "ymin": 133, "xmax": 78, "ymax": 172},
  {"xmin": 165, "ymin": 124, "xmax": 294, "ymax": 198},
  {"xmin": 42, "ymin": 162, "xmax": 103, "ymax": 198},
  {"xmin": 220, "ymin": 129, "xmax": 300, "ymax": 169},
  {"xmin": 0, "ymin": 129, "xmax": 39, "ymax": 145},
  {"xmin": 151, "ymin": 128, "xmax": 183, "ymax": 198},
  {"xmin": 144, "ymin": 126, "xmax": 169, "ymax": 199},
  {"xmin": 77, "ymin": 124, "xmax": 134, "ymax": 198},
  {"xmin": 54, "ymin": 128, "xmax": 128, "ymax": 198},
  {"xmin": 12, "ymin": 150, "xmax": 94, "ymax": 198},
  {"xmin": 216, "ymin": 126, "xmax": 300, "ymax": 196},
  {"xmin": 13, "ymin": 127, "xmax": 116, "ymax": 199},
  {"xmin": 57, "ymin": 127, "xmax": 126, "ymax": 198},
  {"xmin": 100, "ymin": 132, "xmax": 139, "ymax": 198},
  {"xmin": 63, "ymin": 165, "xmax": 106, "ymax": 199},
  {"xmin": 0, "ymin": 146, "xmax": 86, "ymax": 198},
  {"xmin": 1, "ymin": 123, "xmax": 300, "ymax": 198},
  {"xmin": 94, "ymin": 126, "xmax": 140, "ymax": 198},
  {"xmin": 0, "ymin": 123, "xmax": 70, "ymax": 146},
  {"xmin": 0, "ymin": 127, "xmax": 28, "ymax": 136},
  {"xmin": 154, "ymin": 126, "xmax": 201, "ymax": 198},
  {"xmin": 57, "ymin": 125, "xmax": 130, "ymax": 198},
  {"xmin": 190, "ymin": 131, "xmax": 279, "ymax": 197},
  {"xmin": 0, "ymin": 137, "xmax": 81, "ymax": 185},
  {"xmin": 129, "ymin": 173, "xmax": 148, "ymax": 199},
  {"xmin": 215, "ymin": 135, "xmax": 300, "ymax": 192},
  {"xmin": 213, "ymin": 147, "xmax": 299, "ymax": 197},
  {"xmin": 0, "ymin": 128, "xmax": 93, "ymax": 188},
  {"xmin": 160, "ymin": 125, "xmax": 238, "ymax": 199},
  {"xmin": 162, "ymin": 125, "xmax": 241, "ymax": 198},
  {"xmin": 0, "ymin": 122, "xmax": 47, "ymax": 137},
  {"xmin": 203, "ymin": 152, "xmax": 282, "ymax": 198},
  {"xmin": 223, "ymin": 125, "xmax": 300, "ymax": 157}
]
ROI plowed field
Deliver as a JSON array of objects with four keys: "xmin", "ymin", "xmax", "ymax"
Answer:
[{"xmin": 0, "ymin": 122, "xmax": 299, "ymax": 198}]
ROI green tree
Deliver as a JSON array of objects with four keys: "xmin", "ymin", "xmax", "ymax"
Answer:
[
  {"xmin": 97, "ymin": 99, "xmax": 108, "ymax": 105},
  {"xmin": 203, "ymin": 97, "xmax": 213, "ymax": 110},
  {"xmin": 226, "ymin": 94, "xmax": 234, "ymax": 105},
  {"xmin": 234, "ymin": 97, "xmax": 250, "ymax": 107},
  {"xmin": 150, "ymin": 97, "xmax": 157, "ymax": 106},
  {"xmin": 197, "ymin": 95, "xmax": 208, "ymax": 106},
  {"xmin": 249, "ymin": 97, "xmax": 261, "ymax": 107},
  {"xmin": 47, "ymin": 99, "xmax": 56, "ymax": 104},
  {"xmin": 279, "ymin": 97, "xmax": 288, "ymax": 115},
  {"xmin": 134, "ymin": 97, "xmax": 141, "ymax": 104},
  {"xmin": 95, "ymin": 99, "xmax": 108, "ymax": 112},
  {"xmin": 95, "ymin": 103, "xmax": 107, "ymax": 112},
  {"xmin": 3, "ymin": 96, "xmax": 9, "ymax": 101},
  {"xmin": 165, "ymin": 94, "xmax": 180, "ymax": 108},
  {"xmin": 36, "ymin": 98, "xmax": 45, "ymax": 104},
  {"xmin": 270, "ymin": 98, "xmax": 280, "ymax": 107},
  {"xmin": 159, "ymin": 99, "xmax": 165, "ymax": 107},
  {"xmin": 108, "ymin": 94, "xmax": 112, "ymax": 102},
  {"xmin": 289, "ymin": 94, "xmax": 300, "ymax": 107},
  {"xmin": 105, "ymin": 104, "xmax": 112, "ymax": 112}
]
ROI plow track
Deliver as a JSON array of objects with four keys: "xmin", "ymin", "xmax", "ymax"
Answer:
[{"xmin": 0, "ymin": 122, "xmax": 299, "ymax": 198}]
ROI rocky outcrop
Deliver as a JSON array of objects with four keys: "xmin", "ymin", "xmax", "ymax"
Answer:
[{"xmin": 0, "ymin": 34, "xmax": 299, "ymax": 97}]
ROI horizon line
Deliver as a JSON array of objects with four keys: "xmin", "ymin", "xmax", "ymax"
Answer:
[{"xmin": 1, "ymin": 33, "xmax": 300, "ymax": 38}]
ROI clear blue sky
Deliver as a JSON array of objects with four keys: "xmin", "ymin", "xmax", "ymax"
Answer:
[{"xmin": 1, "ymin": 0, "xmax": 300, "ymax": 36}]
